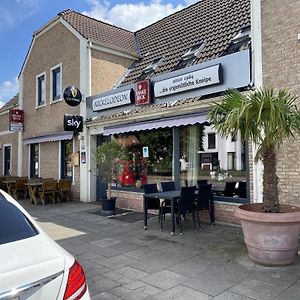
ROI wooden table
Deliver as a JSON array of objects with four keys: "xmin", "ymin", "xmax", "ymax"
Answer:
[
  {"xmin": 3, "ymin": 180, "xmax": 16, "ymax": 196},
  {"xmin": 25, "ymin": 182, "xmax": 42, "ymax": 205}
]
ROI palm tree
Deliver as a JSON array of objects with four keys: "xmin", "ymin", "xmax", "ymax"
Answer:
[{"xmin": 209, "ymin": 88, "xmax": 300, "ymax": 212}]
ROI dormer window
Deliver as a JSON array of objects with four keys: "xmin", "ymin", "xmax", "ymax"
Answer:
[
  {"xmin": 181, "ymin": 41, "xmax": 205, "ymax": 61},
  {"xmin": 136, "ymin": 57, "xmax": 163, "ymax": 82},
  {"xmin": 221, "ymin": 25, "xmax": 251, "ymax": 56},
  {"xmin": 173, "ymin": 41, "xmax": 205, "ymax": 71},
  {"xmin": 143, "ymin": 57, "xmax": 163, "ymax": 74}
]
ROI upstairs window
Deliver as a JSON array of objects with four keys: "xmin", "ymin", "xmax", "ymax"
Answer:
[
  {"xmin": 136, "ymin": 57, "xmax": 163, "ymax": 81},
  {"xmin": 222, "ymin": 25, "xmax": 251, "ymax": 56},
  {"xmin": 207, "ymin": 133, "xmax": 216, "ymax": 149},
  {"xmin": 36, "ymin": 73, "xmax": 46, "ymax": 107},
  {"xmin": 51, "ymin": 64, "xmax": 62, "ymax": 102},
  {"xmin": 173, "ymin": 41, "xmax": 205, "ymax": 71}
]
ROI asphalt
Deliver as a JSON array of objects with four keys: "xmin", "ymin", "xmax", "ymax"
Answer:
[{"xmin": 19, "ymin": 199, "xmax": 300, "ymax": 300}]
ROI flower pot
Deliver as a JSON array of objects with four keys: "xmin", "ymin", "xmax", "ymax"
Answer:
[
  {"xmin": 235, "ymin": 203, "xmax": 300, "ymax": 266},
  {"xmin": 100, "ymin": 197, "xmax": 116, "ymax": 215}
]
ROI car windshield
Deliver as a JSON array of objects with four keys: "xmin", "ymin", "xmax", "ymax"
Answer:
[{"xmin": 0, "ymin": 193, "xmax": 38, "ymax": 245}]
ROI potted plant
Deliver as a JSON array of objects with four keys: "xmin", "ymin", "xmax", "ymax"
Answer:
[
  {"xmin": 210, "ymin": 88, "xmax": 300, "ymax": 266},
  {"xmin": 95, "ymin": 140, "xmax": 126, "ymax": 214}
]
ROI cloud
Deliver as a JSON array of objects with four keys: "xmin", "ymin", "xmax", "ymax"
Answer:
[
  {"xmin": 83, "ymin": 0, "xmax": 184, "ymax": 31},
  {"xmin": 0, "ymin": 78, "xmax": 19, "ymax": 107},
  {"xmin": 0, "ymin": 8, "xmax": 15, "ymax": 30}
]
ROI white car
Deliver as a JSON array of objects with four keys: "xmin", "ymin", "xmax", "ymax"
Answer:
[{"xmin": 0, "ymin": 190, "xmax": 90, "ymax": 300}]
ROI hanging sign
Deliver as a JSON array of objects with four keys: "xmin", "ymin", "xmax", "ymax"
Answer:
[
  {"xmin": 9, "ymin": 123, "xmax": 23, "ymax": 132},
  {"xmin": 9, "ymin": 108, "xmax": 24, "ymax": 123},
  {"xmin": 63, "ymin": 86, "xmax": 82, "ymax": 106},
  {"xmin": 135, "ymin": 80, "xmax": 151, "ymax": 106},
  {"xmin": 154, "ymin": 64, "xmax": 222, "ymax": 97},
  {"xmin": 64, "ymin": 115, "xmax": 83, "ymax": 132}
]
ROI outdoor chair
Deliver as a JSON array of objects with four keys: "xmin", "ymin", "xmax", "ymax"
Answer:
[
  {"xmin": 195, "ymin": 183, "xmax": 214, "ymax": 229},
  {"xmin": 224, "ymin": 182, "xmax": 237, "ymax": 197},
  {"xmin": 160, "ymin": 181, "xmax": 175, "ymax": 225},
  {"xmin": 197, "ymin": 179, "xmax": 208, "ymax": 186},
  {"xmin": 235, "ymin": 181, "xmax": 247, "ymax": 198},
  {"xmin": 11, "ymin": 177, "xmax": 28, "ymax": 200},
  {"xmin": 143, "ymin": 183, "xmax": 161, "ymax": 223},
  {"xmin": 38, "ymin": 179, "xmax": 57, "ymax": 204},
  {"xmin": 57, "ymin": 179, "xmax": 72, "ymax": 202},
  {"xmin": 176, "ymin": 186, "xmax": 197, "ymax": 235}
]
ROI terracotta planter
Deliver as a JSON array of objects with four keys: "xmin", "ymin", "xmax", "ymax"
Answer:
[{"xmin": 235, "ymin": 203, "xmax": 300, "ymax": 266}]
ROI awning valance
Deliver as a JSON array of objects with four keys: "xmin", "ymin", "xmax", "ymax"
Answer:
[
  {"xmin": 23, "ymin": 132, "xmax": 73, "ymax": 145},
  {"xmin": 103, "ymin": 112, "xmax": 210, "ymax": 136}
]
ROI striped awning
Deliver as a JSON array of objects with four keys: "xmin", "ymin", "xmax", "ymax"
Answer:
[
  {"xmin": 23, "ymin": 132, "xmax": 73, "ymax": 145},
  {"xmin": 103, "ymin": 112, "xmax": 210, "ymax": 136}
]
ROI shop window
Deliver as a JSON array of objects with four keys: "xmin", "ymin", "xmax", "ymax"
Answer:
[
  {"xmin": 207, "ymin": 133, "xmax": 216, "ymax": 149},
  {"xmin": 114, "ymin": 128, "xmax": 173, "ymax": 188},
  {"xmin": 61, "ymin": 140, "xmax": 72, "ymax": 179},
  {"xmin": 51, "ymin": 64, "xmax": 62, "ymax": 102},
  {"xmin": 36, "ymin": 73, "xmax": 46, "ymax": 107},
  {"xmin": 30, "ymin": 144, "xmax": 39, "ymax": 177},
  {"xmin": 179, "ymin": 124, "xmax": 247, "ymax": 201},
  {"xmin": 3, "ymin": 145, "xmax": 11, "ymax": 176}
]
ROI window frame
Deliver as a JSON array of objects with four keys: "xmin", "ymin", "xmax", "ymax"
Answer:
[
  {"xmin": 3, "ymin": 144, "xmax": 12, "ymax": 176},
  {"xmin": 36, "ymin": 72, "xmax": 46, "ymax": 108},
  {"xmin": 61, "ymin": 140, "xmax": 73, "ymax": 179},
  {"xmin": 50, "ymin": 63, "xmax": 62, "ymax": 103},
  {"xmin": 30, "ymin": 143, "xmax": 40, "ymax": 178}
]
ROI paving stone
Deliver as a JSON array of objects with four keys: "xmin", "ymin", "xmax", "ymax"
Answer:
[
  {"xmin": 230, "ymin": 279, "xmax": 291, "ymax": 300},
  {"xmin": 274, "ymin": 279, "xmax": 300, "ymax": 300},
  {"xmin": 151, "ymin": 285, "xmax": 210, "ymax": 300},
  {"xmin": 87, "ymin": 274, "xmax": 120, "ymax": 296},
  {"xmin": 141, "ymin": 270, "xmax": 185, "ymax": 290},
  {"xmin": 91, "ymin": 291, "xmax": 120, "ymax": 300},
  {"xmin": 212, "ymin": 290, "xmax": 255, "ymax": 299}
]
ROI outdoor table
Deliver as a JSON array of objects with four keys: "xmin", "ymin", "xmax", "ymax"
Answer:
[
  {"xmin": 3, "ymin": 180, "xmax": 16, "ymax": 196},
  {"xmin": 144, "ymin": 190, "xmax": 181, "ymax": 235},
  {"xmin": 25, "ymin": 182, "xmax": 42, "ymax": 205}
]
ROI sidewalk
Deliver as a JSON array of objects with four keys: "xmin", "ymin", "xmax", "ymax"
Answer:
[{"xmin": 20, "ymin": 200, "xmax": 300, "ymax": 300}]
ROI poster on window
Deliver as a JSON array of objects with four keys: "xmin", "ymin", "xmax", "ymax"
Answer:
[{"xmin": 81, "ymin": 152, "xmax": 86, "ymax": 164}]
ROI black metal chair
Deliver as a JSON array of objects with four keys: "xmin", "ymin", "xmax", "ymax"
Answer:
[
  {"xmin": 197, "ymin": 179, "xmax": 208, "ymax": 186},
  {"xmin": 143, "ymin": 183, "xmax": 161, "ymax": 223},
  {"xmin": 161, "ymin": 181, "xmax": 176, "ymax": 191},
  {"xmin": 235, "ymin": 181, "xmax": 247, "ymax": 198},
  {"xmin": 160, "ymin": 181, "xmax": 175, "ymax": 227},
  {"xmin": 177, "ymin": 186, "xmax": 197, "ymax": 235},
  {"xmin": 224, "ymin": 182, "xmax": 237, "ymax": 197},
  {"xmin": 195, "ymin": 183, "xmax": 214, "ymax": 229}
]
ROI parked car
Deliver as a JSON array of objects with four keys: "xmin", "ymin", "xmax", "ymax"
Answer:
[{"xmin": 0, "ymin": 190, "xmax": 90, "ymax": 300}]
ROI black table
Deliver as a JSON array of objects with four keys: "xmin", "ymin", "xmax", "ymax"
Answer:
[{"xmin": 143, "ymin": 189, "xmax": 215, "ymax": 235}]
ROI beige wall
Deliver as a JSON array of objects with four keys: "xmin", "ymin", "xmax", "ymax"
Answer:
[
  {"xmin": 91, "ymin": 50, "xmax": 134, "ymax": 95},
  {"xmin": 23, "ymin": 22, "xmax": 80, "ymax": 139},
  {"xmin": 261, "ymin": 0, "xmax": 300, "ymax": 206},
  {"xmin": 0, "ymin": 112, "xmax": 9, "ymax": 132}
]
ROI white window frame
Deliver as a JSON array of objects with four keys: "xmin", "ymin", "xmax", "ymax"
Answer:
[
  {"xmin": 50, "ymin": 63, "xmax": 63, "ymax": 104},
  {"xmin": 28, "ymin": 143, "xmax": 40, "ymax": 178},
  {"xmin": 3, "ymin": 144, "xmax": 12, "ymax": 176},
  {"xmin": 36, "ymin": 72, "xmax": 46, "ymax": 109}
]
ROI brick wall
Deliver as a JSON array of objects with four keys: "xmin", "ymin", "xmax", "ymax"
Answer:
[
  {"xmin": 261, "ymin": 0, "xmax": 300, "ymax": 206},
  {"xmin": 91, "ymin": 50, "xmax": 134, "ymax": 95},
  {"xmin": 112, "ymin": 190, "xmax": 241, "ymax": 225}
]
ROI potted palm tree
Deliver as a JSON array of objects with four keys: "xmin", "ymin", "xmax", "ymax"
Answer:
[
  {"xmin": 210, "ymin": 88, "xmax": 300, "ymax": 266},
  {"xmin": 95, "ymin": 140, "xmax": 126, "ymax": 214}
]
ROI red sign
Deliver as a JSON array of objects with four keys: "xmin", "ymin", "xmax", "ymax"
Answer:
[
  {"xmin": 135, "ymin": 80, "xmax": 150, "ymax": 105},
  {"xmin": 9, "ymin": 108, "xmax": 24, "ymax": 123}
]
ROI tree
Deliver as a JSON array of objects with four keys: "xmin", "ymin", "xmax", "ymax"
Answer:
[
  {"xmin": 94, "ymin": 140, "xmax": 126, "ymax": 200},
  {"xmin": 209, "ymin": 88, "xmax": 300, "ymax": 212}
]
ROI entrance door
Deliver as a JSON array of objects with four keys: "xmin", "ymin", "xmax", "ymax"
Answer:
[
  {"xmin": 3, "ymin": 145, "xmax": 11, "ymax": 175},
  {"xmin": 96, "ymin": 135, "xmax": 110, "ymax": 200}
]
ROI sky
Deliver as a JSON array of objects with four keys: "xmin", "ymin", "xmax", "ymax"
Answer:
[{"xmin": 0, "ymin": 0, "xmax": 198, "ymax": 107}]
